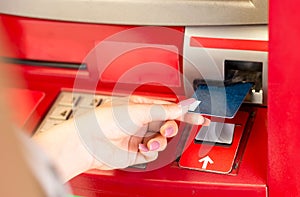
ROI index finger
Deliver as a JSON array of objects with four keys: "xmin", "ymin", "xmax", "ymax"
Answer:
[
  {"xmin": 129, "ymin": 98, "xmax": 197, "ymax": 125},
  {"xmin": 129, "ymin": 95, "xmax": 174, "ymax": 105}
]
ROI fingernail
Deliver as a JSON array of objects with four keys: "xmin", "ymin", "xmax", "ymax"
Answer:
[
  {"xmin": 149, "ymin": 141, "xmax": 160, "ymax": 151},
  {"xmin": 178, "ymin": 98, "xmax": 196, "ymax": 107},
  {"xmin": 165, "ymin": 126, "xmax": 175, "ymax": 137},
  {"xmin": 139, "ymin": 144, "xmax": 149, "ymax": 152}
]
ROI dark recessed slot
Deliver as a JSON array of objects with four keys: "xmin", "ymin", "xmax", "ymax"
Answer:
[
  {"xmin": 1, "ymin": 57, "xmax": 87, "ymax": 70},
  {"xmin": 225, "ymin": 60, "xmax": 262, "ymax": 92}
]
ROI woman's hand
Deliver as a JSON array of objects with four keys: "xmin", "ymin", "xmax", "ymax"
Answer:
[
  {"xmin": 33, "ymin": 96, "xmax": 209, "ymax": 182},
  {"xmin": 87, "ymin": 96, "xmax": 209, "ymax": 169}
]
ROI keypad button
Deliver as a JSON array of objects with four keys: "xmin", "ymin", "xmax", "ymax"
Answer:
[
  {"xmin": 58, "ymin": 93, "xmax": 81, "ymax": 107},
  {"xmin": 49, "ymin": 106, "xmax": 72, "ymax": 120},
  {"xmin": 72, "ymin": 108, "xmax": 92, "ymax": 118},
  {"xmin": 78, "ymin": 95, "xmax": 102, "ymax": 108},
  {"xmin": 39, "ymin": 119, "xmax": 64, "ymax": 132}
]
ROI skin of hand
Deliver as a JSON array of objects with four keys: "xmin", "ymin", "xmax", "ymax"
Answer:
[{"xmin": 33, "ymin": 96, "xmax": 209, "ymax": 182}]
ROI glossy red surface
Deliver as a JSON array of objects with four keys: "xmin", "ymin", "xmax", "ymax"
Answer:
[
  {"xmin": 5, "ymin": 88, "xmax": 44, "ymax": 129},
  {"xmin": 179, "ymin": 111, "xmax": 249, "ymax": 174},
  {"xmin": 268, "ymin": 0, "xmax": 300, "ymax": 196},
  {"xmin": 0, "ymin": 14, "xmax": 270, "ymax": 196},
  {"xmin": 0, "ymin": 14, "xmax": 185, "ymax": 97},
  {"xmin": 190, "ymin": 37, "xmax": 268, "ymax": 52}
]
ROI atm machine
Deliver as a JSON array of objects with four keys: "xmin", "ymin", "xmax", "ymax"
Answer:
[{"xmin": 0, "ymin": 0, "xmax": 269, "ymax": 196}]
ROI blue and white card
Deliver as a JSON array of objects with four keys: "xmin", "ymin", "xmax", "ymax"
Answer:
[{"xmin": 191, "ymin": 82, "xmax": 253, "ymax": 118}]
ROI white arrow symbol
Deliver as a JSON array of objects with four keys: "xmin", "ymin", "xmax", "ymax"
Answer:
[{"xmin": 198, "ymin": 156, "xmax": 214, "ymax": 169}]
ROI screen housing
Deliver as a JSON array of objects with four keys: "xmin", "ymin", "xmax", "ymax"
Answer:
[{"xmin": 0, "ymin": 0, "xmax": 268, "ymax": 26}]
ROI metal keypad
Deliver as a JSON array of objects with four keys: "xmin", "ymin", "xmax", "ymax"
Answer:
[{"xmin": 35, "ymin": 91, "xmax": 114, "ymax": 135}]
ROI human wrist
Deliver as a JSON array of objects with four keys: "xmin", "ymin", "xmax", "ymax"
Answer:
[{"xmin": 32, "ymin": 119, "xmax": 95, "ymax": 182}]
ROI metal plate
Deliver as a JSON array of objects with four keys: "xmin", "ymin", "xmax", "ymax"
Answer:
[{"xmin": 194, "ymin": 122, "xmax": 235, "ymax": 146}]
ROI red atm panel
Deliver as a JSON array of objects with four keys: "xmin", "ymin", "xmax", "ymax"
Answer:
[{"xmin": 0, "ymin": 14, "xmax": 268, "ymax": 197}]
